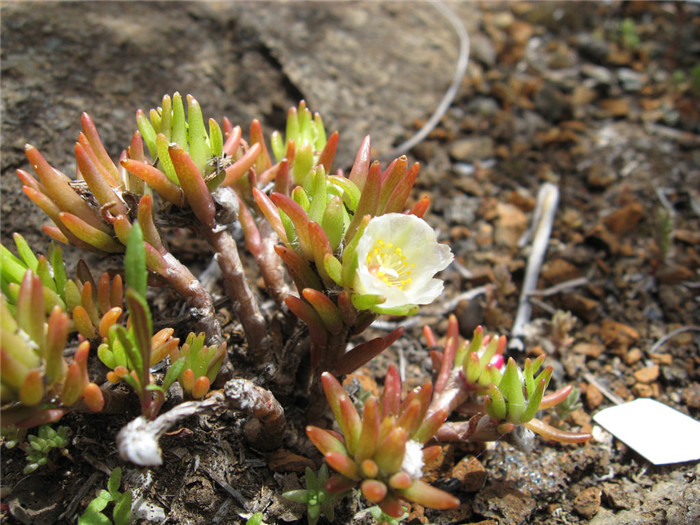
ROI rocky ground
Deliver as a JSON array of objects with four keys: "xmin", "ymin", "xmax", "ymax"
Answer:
[{"xmin": 1, "ymin": 2, "xmax": 699, "ymax": 524}]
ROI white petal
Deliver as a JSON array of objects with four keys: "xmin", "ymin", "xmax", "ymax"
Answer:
[{"xmin": 407, "ymin": 278, "xmax": 445, "ymax": 305}]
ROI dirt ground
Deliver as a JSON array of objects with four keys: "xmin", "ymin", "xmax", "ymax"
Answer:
[{"xmin": 1, "ymin": 2, "xmax": 699, "ymax": 524}]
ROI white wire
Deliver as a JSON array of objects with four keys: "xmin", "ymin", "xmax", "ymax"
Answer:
[{"xmin": 382, "ymin": 0, "xmax": 470, "ymax": 159}]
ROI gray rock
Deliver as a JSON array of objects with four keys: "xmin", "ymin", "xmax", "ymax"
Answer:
[
  {"xmin": 470, "ymin": 33, "xmax": 497, "ymax": 67},
  {"xmin": 617, "ymin": 68, "xmax": 645, "ymax": 92},
  {"xmin": 448, "ymin": 136, "xmax": 495, "ymax": 162}
]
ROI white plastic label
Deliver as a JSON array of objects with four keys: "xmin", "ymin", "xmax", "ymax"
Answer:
[{"xmin": 593, "ymin": 398, "xmax": 700, "ymax": 465}]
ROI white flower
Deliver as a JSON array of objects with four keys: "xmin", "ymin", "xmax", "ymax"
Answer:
[{"xmin": 354, "ymin": 213, "xmax": 453, "ymax": 309}]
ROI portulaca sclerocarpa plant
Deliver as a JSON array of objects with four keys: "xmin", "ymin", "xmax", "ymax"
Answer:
[{"xmin": 2, "ymin": 94, "xmax": 591, "ymax": 522}]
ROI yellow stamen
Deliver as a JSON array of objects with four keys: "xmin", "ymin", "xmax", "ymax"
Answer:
[{"xmin": 366, "ymin": 238, "xmax": 414, "ymax": 290}]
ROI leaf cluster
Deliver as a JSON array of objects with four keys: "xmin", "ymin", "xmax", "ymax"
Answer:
[{"xmin": 78, "ymin": 467, "xmax": 132, "ymax": 525}]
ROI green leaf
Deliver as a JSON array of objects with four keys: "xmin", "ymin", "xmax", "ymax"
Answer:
[
  {"xmin": 0, "ymin": 243, "xmax": 27, "ymax": 284},
  {"xmin": 245, "ymin": 512, "xmax": 264, "ymax": 525},
  {"xmin": 208, "ymin": 119, "xmax": 223, "ymax": 158},
  {"xmin": 186, "ymin": 95, "xmax": 210, "ymax": 173},
  {"xmin": 136, "ymin": 110, "xmax": 158, "ymax": 160},
  {"xmin": 307, "ymin": 167, "xmax": 327, "ymax": 224},
  {"xmin": 79, "ymin": 508, "xmax": 111, "ymax": 525},
  {"xmin": 130, "ymin": 309, "xmax": 156, "ymax": 370},
  {"xmin": 162, "ymin": 357, "xmax": 186, "ymax": 392},
  {"xmin": 115, "ymin": 324, "xmax": 142, "ymax": 378},
  {"xmin": 270, "ymin": 130, "xmax": 285, "ymax": 161},
  {"xmin": 64, "ymin": 279, "xmax": 82, "ymax": 310},
  {"xmin": 125, "ymin": 289, "xmax": 153, "ymax": 385},
  {"xmin": 156, "ymin": 133, "xmax": 179, "ymax": 184},
  {"xmin": 350, "ymin": 293, "xmax": 385, "ymax": 311},
  {"xmin": 36, "ymin": 257, "xmax": 57, "ymax": 293},
  {"xmin": 370, "ymin": 304, "xmax": 419, "ymax": 316},
  {"xmin": 171, "ymin": 92, "xmax": 187, "ymax": 150},
  {"xmin": 125, "ymin": 222, "xmax": 147, "ymax": 300},
  {"xmin": 328, "ymin": 176, "xmax": 360, "ymax": 213},
  {"xmin": 107, "ymin": 467, "xmax": 122, "ymax": 497},
  {"xmin": 113, "ymin": 491, "xmax": 132, "ymax": 525},
  {"xmin": 97, "ymin": 344, "xmax": 117, "ymax": 370},
  {"xmin": 90, "ymin": 490, "xmax": 113, "ymax": 511},
  {"xmin": 500, "ymin": 358, "xmax": 526, "ymax": 423},
  {"xmin": 293, "ymin": 142, "xmax": 314, "ymax": 187},
  {"xmin": 13, "ymin": 233, "xmax": 38, "ymax": 272},
  {"xmin": 282, "ymin": 489, "xmax": 310, "ymax": 504}
]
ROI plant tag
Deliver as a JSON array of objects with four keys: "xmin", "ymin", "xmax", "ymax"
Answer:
[{"xmin": 593, "ymin": 398, "xmax": 700, "ymax": 465}]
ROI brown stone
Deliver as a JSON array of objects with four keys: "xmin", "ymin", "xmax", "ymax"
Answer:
[
  {"xmin": 541, "ymin": 258, "xmax": 581, "ymax": 285},
  {"xmin": 598, "ymin": 98, "xmax": 630, "ymax": 117},
  {"xmin": 600, "ymin": 319, "xmax": 640, "ymax": 353},
  {"xmin": 572, "ymin": 85, "xmax": 597, "ymax": 106},
  {"xmin": 585, "ymin": 383, "xmax": 604, "ymax": 410},
  {"xmin": 674, "ymin": 229, "xmax": 700, "ymax": 244},
  {"xmin": 602, "ymin": 202, "xmax": 644, "ymax": 234},
  {"xmin": 586, "ymin": 163, "xmax": 617, "ymax": 189},
  {"xmin": 507, "ymin": 20, "xmax": 534, "ymax": 44},
  {"xmin": 649, "ymin": 353, "xmax": 672, "ymax": 366},
  {"xmin": 451, "ymin": 456, "xmax": 487, "ymax": 492},
  {"xmin": 422, "ymin": 444, "xmax": 455, "ymax": 483},
  {"xmin": 560, "ymin": 294, "xmax": 600, "ymax": 322},
  {"xmin": 633, "ymin": 365, "xmax": 659, "ymax": 384},
  {"xmin": 574, "ymin": 486, "xmax": 601, "ymax": 518},
  {"xmin": 493, "ymin": 202, "xmax": 527, "ymax": 249},
  {"xmin": 475, "ymin": 222, "xmax": 494, "ymax": 247},
  {"xmin": 624, "ymin": 348, "xmax": 643, "ymax": 365},
  {"xmin": 569, "ymin": 409, "xmax": 593, "ymax": 433},
  {"xmin": 448, "ymin": 136, "xmax": 495, "ymax": 162},
  {"xmin": 585, "ymin": 223, "xmax": 619, "ymax": 254},
  {"xmin": 573, "ymin": 342, "xmax": 606, "ymax": 358},
  {"xmin": 632, "ymin": 383, "xmax": 654, "ymax": 398},
  {"xmin": 655, "ymin": 264, "xmax": 695, "ymax": 284},
  {"xmin": 681, "ymin": 383, "xmax": 700, "ymax": 409},
  {"xmin": 343, "ymin": 368, "xmax": 379, "ymax": 398},
  {"xmin": 613, "ymin": 385, "xmax": 632, "ymax": 402}
]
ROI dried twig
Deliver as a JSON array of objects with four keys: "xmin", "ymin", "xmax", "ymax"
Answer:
[
  {"xmin": 647, "ymin": 325, "xmax": 700, "ymax": 355},
  {"xmin": 382, "ymin": 0, "xmax": 470, "ymax": 158},
  {"xmin": 509, "ymin": 183, "xmax": 560, "ymax": 352},
  {"xmin": 583, "ymin": 372, "xmax": 624, "ymax": 406},
  {"xmin": 526, "ymin": 277, "xmax": 589, "ymax": 298}
]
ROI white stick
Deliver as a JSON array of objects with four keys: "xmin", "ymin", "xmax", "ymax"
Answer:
[{"xmin": 509, "ymin": 183, "xmax": 560, "ymax": 352}]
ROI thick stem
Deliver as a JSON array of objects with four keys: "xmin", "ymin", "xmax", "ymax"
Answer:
[
  {"xmin": 206, "ymin": 229, "xmax": 270, "ymax": 363},
  {"xmin": 427, "ymin": 367, "xmax": 469, "ymax": 421},
  {"xmin": 224, "ymin": 378, "xmax": 286, "ymax": 450},
  {"xmin": 255, "ymin": 219, "xmax": 291, "ymax": 307},
  {"xmin": 160, "ymin": 252, "xmax": 222, "ymax": 344},
  {"xmin": 318, "ymin": 327, "xmax": 352, "ymax": 377},
  {"xmin": 117, "ymin": 378, "xmax": 286, "ymax": 466},
  {"xmin": 435, "ymin": 414, "xmax": 504, "ymax": 442}
]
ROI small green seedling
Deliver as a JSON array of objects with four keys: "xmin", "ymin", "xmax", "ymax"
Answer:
[
  {"xmin": 23, "ymin": 424, "xmax": 70, "ymax": 474},
  {"xmin": 78, "ymin": 467, "xmax": 132, "ymax": 525},
  {"xmin": 282, "ymin": 464, "xmax": 341, "ymax": 525}
]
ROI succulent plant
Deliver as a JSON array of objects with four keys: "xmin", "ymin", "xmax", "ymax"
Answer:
[
  {"xmin": 169, "ymin": 332, "xmax": 226, "ymax": 399},
  {"xmin": 7, "ymin": 93, "xmax": 594, "ymax": 525},
  {"xmin": 306, "ymin": 369, "xmax": 458, "ymax": 518},
  {"xmin": 79, "ymin": 466, "xmax": 132, "ymax": 525},
  {"xmin": 22, "ymin": 424, "xmax": 71, "ymax": 474},
  {"xmin": 282, "ymin": 464, "xmax": 341, "ymax": 525},
  {"xmin": 1, "ymin": 233, "xmax": 126, "ymax": 342},
  {"xmin": 1, "ymin": 270, "xmax": 104, "ymax": 428}
]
